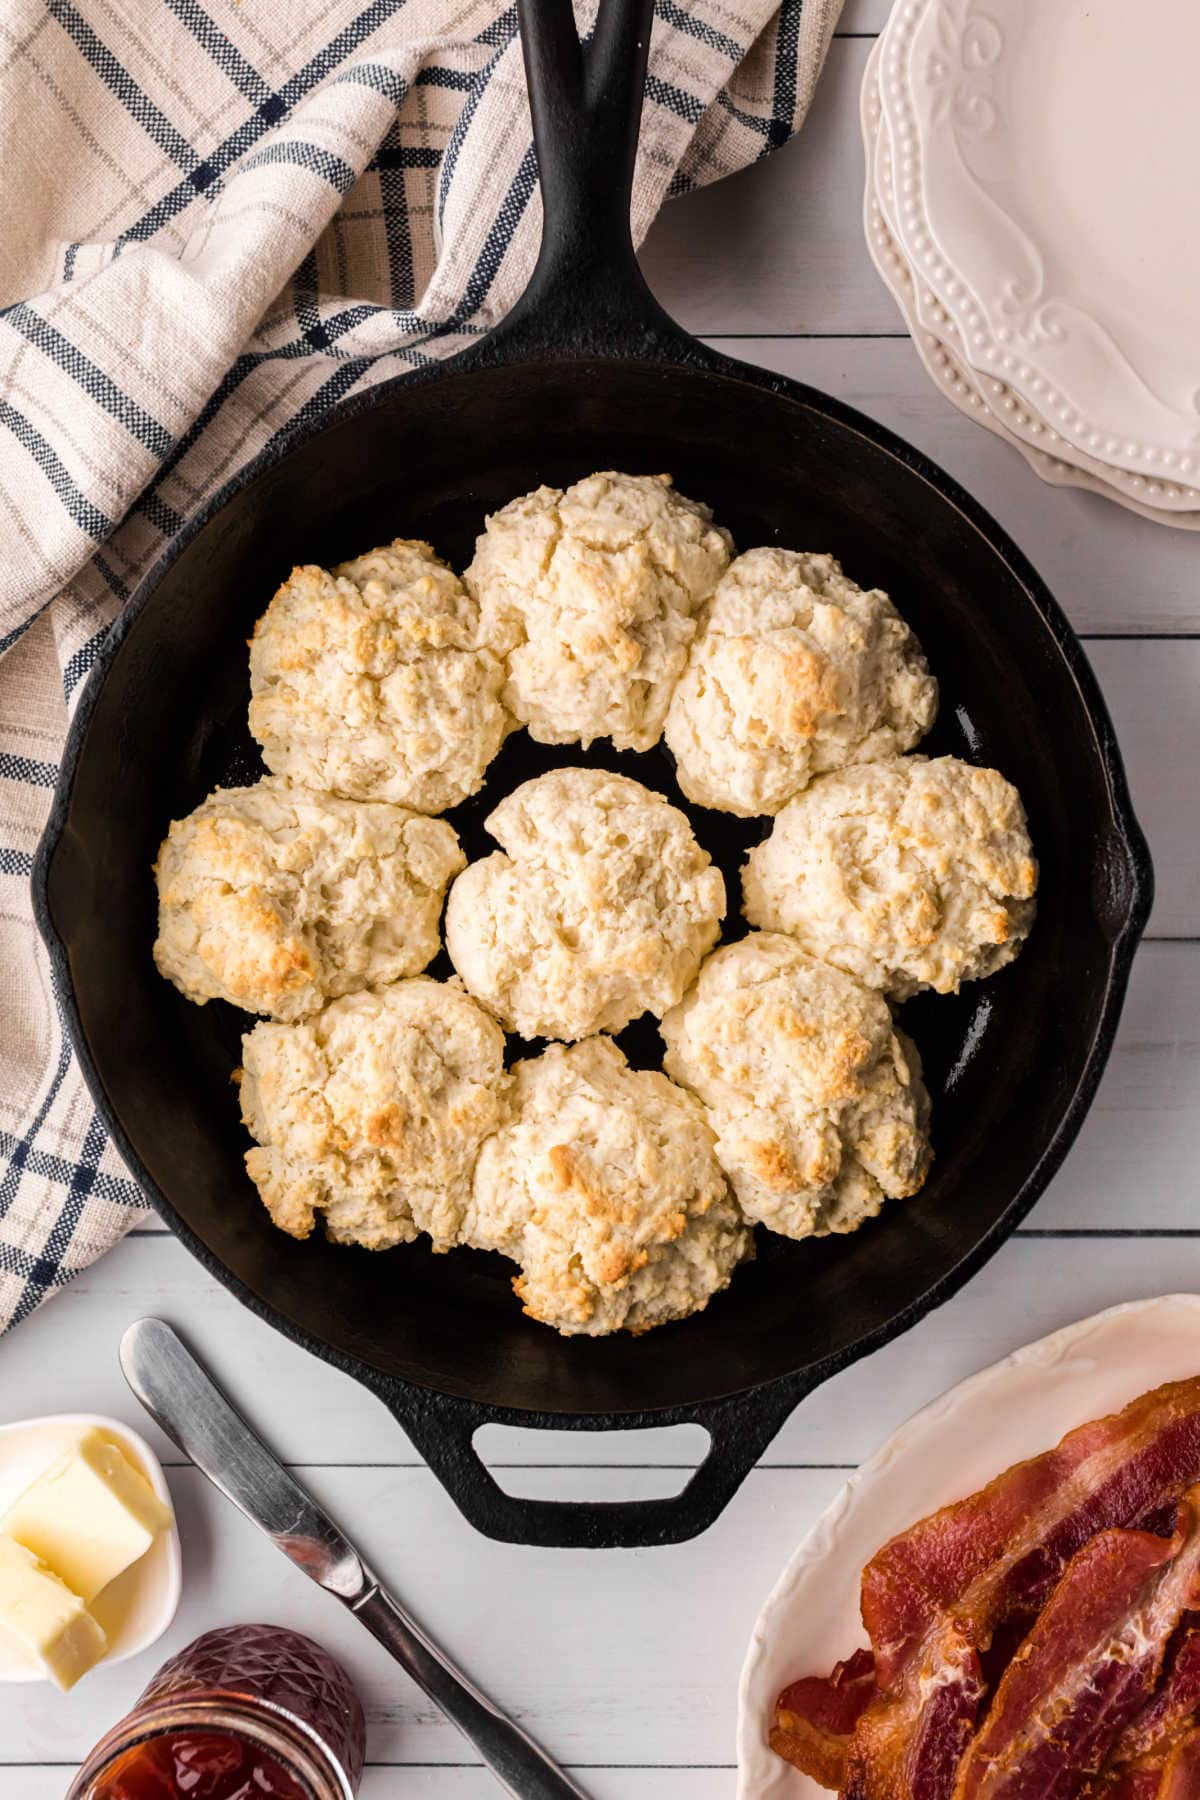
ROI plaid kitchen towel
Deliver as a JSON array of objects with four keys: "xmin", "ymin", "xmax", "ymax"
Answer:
[{"xmin": 0, "ymin": 0, "xmax": 843, "ymax": 1330}]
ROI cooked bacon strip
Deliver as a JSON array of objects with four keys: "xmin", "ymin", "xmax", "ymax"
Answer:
[
  {"xmin": 771, "ymin": 1648, "xmax": 878, "ymax": 1788},
  {"xmin": 1157, "ymin": 1728, "xmax": 1200, "ymax": 1799},
  {"xmin": 771, "ymin": 1378, "xmax": 1200, "ymax": 1796},
  {"xmin": 862, "ymin": 1379, "xmax": 1200, "ymax": 1690},
  {"xmin": 1107, "ymin": 1615, "xmax": 1200, "ymax": 1767},
  {"xmin": 842, "ymin": 1628, "xmax": 985, "ymax": 1800},
  {"xmin": 1095, "ymin": 1729, "xmax": 1200, "ymax": 1800},
  {"xmin": 1089, "ymin": 1771, "xmax": 1174, "ymax": 1800},
  {"xmin": 843, "ymin": 1495, "xmax": 1200, "ymax": 1800},
  {"xmin": 1087, "ymin": 1776, "xmax": 1157, "ymax": 1800},
  {"xmin": 1135, "ymin": 1503, "xmax": 1181, "ymax": 1542},
  {"xmin": 1085, "ymin": 1619, "xmax": 1200, "ymax": 1798},
  {"xmin": 898, "ymin": 1638, "xmax": 984, "ymax": 1800},
  {"xmin": 948, "ymin": 1508, "xmax": 1200, "ymax": 1800}
]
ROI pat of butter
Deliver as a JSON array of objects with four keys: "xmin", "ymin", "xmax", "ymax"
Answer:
[
  {"xmin": 4, "ymin": 1428, "xmax": 173, "ymax": 1606},
  {"xmin": 0, "ymin": 1534, "xmax": 106, "ymax": 1690}
]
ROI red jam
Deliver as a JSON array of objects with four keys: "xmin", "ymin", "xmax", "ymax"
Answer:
[
  {"xmin": 74, "ymin": 1625, "xmax": 365, "ymax": 1800},
  {"xmin": 91, "ymin": 1730, "xmax": 308, "ymax": 1799},
  {"xmin": 132, "ymin": 1624, "xmax": 365, "ymax": 1783}
]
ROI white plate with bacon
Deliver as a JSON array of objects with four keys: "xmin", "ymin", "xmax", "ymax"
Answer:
[{"xmin": 737, "ymin": 1293, "xmax": 1200, "ymax": 1798}]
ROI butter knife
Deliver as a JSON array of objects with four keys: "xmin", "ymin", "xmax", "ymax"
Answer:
[{"xmin": 120, "ymin": 1318, "xmax": 590, "ymax": 1800}]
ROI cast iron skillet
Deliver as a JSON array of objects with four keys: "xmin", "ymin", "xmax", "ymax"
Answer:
[{"xmin": 35, "ymin": 0, "xmax": 1152, "ymax": 1548}]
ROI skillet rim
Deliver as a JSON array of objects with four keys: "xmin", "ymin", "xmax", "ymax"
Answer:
[{"xmin": 32, "ymin": 334, "xmax": 1154, "ymax": 1427}]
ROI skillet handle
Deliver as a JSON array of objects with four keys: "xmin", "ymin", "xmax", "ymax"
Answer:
[
  {"xmin": 489, "ymin": 0, "xmax": 688, "ymax": 358},
  {"xmin": 371, "ymin": 1373, "xmax": 822, "ymax": 1548}
]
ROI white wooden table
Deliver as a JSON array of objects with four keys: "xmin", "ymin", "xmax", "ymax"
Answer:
[{"xmin": 6, "ymin": 13, "xmax": 1199, "ymax": 1795}]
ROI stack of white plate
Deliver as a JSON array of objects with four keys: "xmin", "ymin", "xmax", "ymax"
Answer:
[{"xmin": 862, "ymin": 0, "xmax": 1200, "ymax": 529}]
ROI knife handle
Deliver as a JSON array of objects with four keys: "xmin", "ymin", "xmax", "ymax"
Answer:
[{"xmin": 351, "ymin": 1584, "xmax": 590, "ymax": 1800}]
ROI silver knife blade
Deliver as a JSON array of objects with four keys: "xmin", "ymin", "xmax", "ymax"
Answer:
[
  {"xmin": 119, "ymin": 1317, "xmax": 592, "ymax": 1800},
  {"xmin": 120, "ymin": 1316, "xmax": 368, "ymax": 1599}
]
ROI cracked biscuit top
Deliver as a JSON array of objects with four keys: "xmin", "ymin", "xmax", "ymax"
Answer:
[
  {"xmin": 445, "ymin": 766, "xmax": 726, "ymax": 1041},
  {"xmin": 239, "ymin": 977, "xmax": 508, "ymax": 1251},
  {"xmin": 249, "ymin": 539, "xmax": 510, "ymax": 813},
  {"xmin": 661, "ymin": 932, "xmax": 931, "ymax": 1241},
  {"xmin": 154, "ymin": 776, "xmax": 464, "ymax": 1020},
  {"xmin": 464, "ymin": 471, "xmax": 733, "ymax": 751},
  {"xmin": 664, "ymin": 547, "xmax": 937, "ymax": 817},
  {"xmin": 742, "ymin": 755, "xmax": 1037, "ymax": 998},
  {"xmin": 461, "ymin": 1036, "xmax": 750, "ymax": 1336}
]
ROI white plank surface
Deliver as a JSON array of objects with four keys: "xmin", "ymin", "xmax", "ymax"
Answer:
[
  {"xmin": 1090, "ymin": 643, "xmax": 1199, "ymax": 938},
  {"xmin": 8, "ymin": 11, "xmax": 1200, "ymax": 1797},
  {"xmin": 839, "ymin": 0, "xmax": 888, "ymax": 29}
]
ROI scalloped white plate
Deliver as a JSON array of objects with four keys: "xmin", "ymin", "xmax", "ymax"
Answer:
[
  {"xmin": 862, "ymin": 38, "xmax": 1200, "ymax": 530},
  {"xmin": 877, "ymin": 0, "xmax": 1200, "ymax": 479},
  {"xmin": 0, "ymin": 1414, "xmax": 181, "ymax": 1684},
  {"xmin": 736, "ymin": 1295, "xmax": 1200, "ymax": 1797},
  {"xmin": 868, "ymin": 63, "xmax": 1200, "ymax": 514}
]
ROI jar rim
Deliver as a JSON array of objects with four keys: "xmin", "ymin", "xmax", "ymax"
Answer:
[{"xmin": 66, "ymin": 1691, "xmax": 356, "ymax": 1800}]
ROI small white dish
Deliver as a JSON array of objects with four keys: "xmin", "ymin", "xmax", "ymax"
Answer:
[
  {"xmin": 736, "ymin": 1294, "xmax": 1200, "ymax": 1797},
  {"xmin": 0, "ymin": 1413, "xmax": 181, "ymax": 1684}
]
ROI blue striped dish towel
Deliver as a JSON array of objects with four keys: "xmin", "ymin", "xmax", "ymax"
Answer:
[{"xmin": 0, "ymin": 0, "xmax": 843, "ymax": 1330}]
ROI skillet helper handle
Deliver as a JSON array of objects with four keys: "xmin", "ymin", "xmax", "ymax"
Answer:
[
  {"xmin": 494, "ymin": 0, "xmax": 682, "ymax": 355},
  {"xmin": 377, "ymin": 1376, "xmax": 816, "ymax": 1549},
  {"xmin": 353, "ymin": 1585, "xmax": 591, "ymax": 1798}
]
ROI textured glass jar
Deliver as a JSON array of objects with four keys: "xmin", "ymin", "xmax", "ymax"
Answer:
[{"xmin": 68, "ymin": 1623, "xmax": 366, "ymax": 1800}]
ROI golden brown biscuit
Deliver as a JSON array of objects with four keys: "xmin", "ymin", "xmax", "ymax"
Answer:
[
  {"xmin": 461, "ymin": 1037, "xmax": 750, "ymax": 1336},
  {"xmin": 445, "ymin": 767, "xmax": 725, "ymax": 1040},
  {"xmin": 661, "ymin": 932, "xmax": 931, "ymax": 1240},
  {"xmin": 154, "ymin": 776, "xmax": 464, "ymax": 1019},
  {"xmin": 664, "ymin": 547, "xmax": 937, "ymax": 815},
  {"xmin": 465, "ymin": 472, "xmax": 732, "ymax": 750},
  {"xmin": 742, "ymin": 755, "xmax": 1037, "ymax": 997},
  {"xmin": 239, "ymin": 978, "xmax": 507, "ymax": 1251},
  {"xmin": 249, "ymin": 540, "xmax": 509, "ymax": 813}
]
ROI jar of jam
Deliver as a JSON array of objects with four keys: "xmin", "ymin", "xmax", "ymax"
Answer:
[{"xmin": 67, "ymin": 1623, "xmax": 366, "ymax": 1800}]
